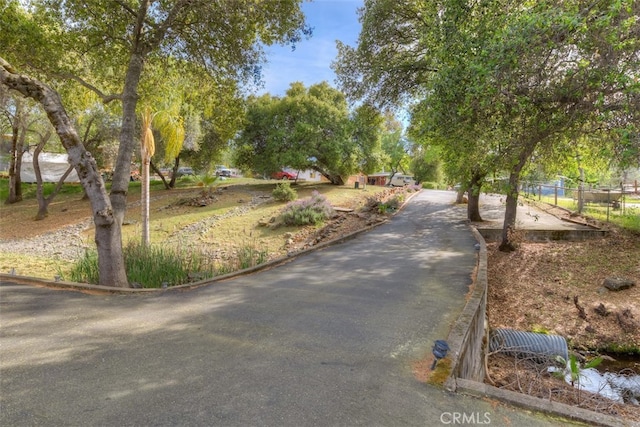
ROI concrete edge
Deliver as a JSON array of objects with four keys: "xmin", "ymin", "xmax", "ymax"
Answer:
[
  {"xmin": 444, "ymin": 224, "xmax": 633, "ymax": 427},
  {"xmin": 0, "ymin": 188, "xmax": 422, "ymax": 295},
  {"xmin": 455, "ymin": 378, "xmax": 630, "ymax": 427},
  {"xmin": 443, "ymin": 226, "xmax": 487, "ymax": 389}
]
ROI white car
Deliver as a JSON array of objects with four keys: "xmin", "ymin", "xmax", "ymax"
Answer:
[{"xmin": 388, "ymin": 174, "xmax": 415, "ymax": 187}]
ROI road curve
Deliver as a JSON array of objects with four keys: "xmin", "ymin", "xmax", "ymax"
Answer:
[{"xmin": 1, "ymin": 190, "xmax": 564, "ymax": 426}]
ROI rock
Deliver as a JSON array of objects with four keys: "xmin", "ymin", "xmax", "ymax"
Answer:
[
  {"xmin": 603, "ymin": 277, "xmax": 636, "ymax": 291},
  {"xmin": 593, "ymin": 303, "xmax": 610, "ymax": 317}
]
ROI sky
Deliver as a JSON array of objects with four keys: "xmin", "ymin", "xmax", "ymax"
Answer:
[{"xmin": 257, "ymin": 0, "xmax": 364, "ymax": 97}]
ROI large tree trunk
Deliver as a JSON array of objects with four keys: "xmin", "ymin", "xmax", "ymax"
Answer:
[
  {"xmin": 169, "ymin": 157, "xmax": 180, "ymax": 188},
  {"xmin": 110, "ymin": 52, "xmax": 145, "ymax": 225},
  {"xmin": 0, "ymin": 59, "xmax": 129, "ymax": 287},
  {"xmin": 150, "ymin": 159, "xmax": 171, "ymax": 190},
  {"xmin": 33, "ymin": 129, "xmax": 53, "ymax": 219},
  {"xmin": 33, "ymin": 130, "xmax": 77, "ymax": 220},
  {"xmin": 5, "ymin": 100, "xmax": 24, "ymax": 204},
  {"xmin": 499, "ymin": 170, "xmax": 520, "ymax": 252},
  {"xmin": 324, "ymin": 172, "xmax": 345, "ymax": 185},
  {"xmin": 455, "ymin": 185, "xmax": 466, "ymax": 204},
  {"xmin": 499, "ymin": 149, "xmax": 533, "ymax": 252},
  {"xmin": 467, "ymin": 171, "xmax": 484, "ymax": 222}
]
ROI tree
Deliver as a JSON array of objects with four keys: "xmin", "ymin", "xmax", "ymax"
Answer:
[
  {"xmin": 410, "ymin": 145, "xmax": 442, "ymax": 186},
  {"xmin": 0, "ymin": 58, "xmax": 129, "ymax": 286},
  {"xmin": 235, "ymin": 82, "xmax": 384, "ymax": 185},
  {"xmin": 465, "ymin": 1, "xmax": 640, "ymax": 250},
  {"xmin": 1, "ymin": 88, "xmax": 46, "ymax": 205},
  {"xmin": 139, "ymin": 108, "xmax": 155, "ymax": 246},
  {"xmin": 335, "ymin": 0, "xmax": 640, "ymax": 250},
  {"xmin": 2, "ymin": 0, "xmax": 310, "ymax": 287},
  {"xmin": 139, "ymin": 60, "xmax": 244, "ymax": 188},
  {"xmin": 379, "ymin": 113, "xmax": 411, "ymax": 183},
  {"xmin": 332, "ymin": 0, "xmax": 440, "ymax": 108},
  {"xmin": 2, "ymin": 95, "xmax": 28, "ymax": 204}
]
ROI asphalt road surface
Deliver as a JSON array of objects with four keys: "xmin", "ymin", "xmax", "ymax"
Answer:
[{"xmin": 1, "ymin": 190, "xmax": 565, "ymax": 426}]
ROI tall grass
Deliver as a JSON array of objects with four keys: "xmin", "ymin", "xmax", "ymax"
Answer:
[
  {"xmin": 67, "ymin": 240, "xmax": 269, "ymax": 288},
  {"xmin": 585, "ymin": 206, "xmax": 640, "ymax": 232},
  {"xmin": 216, "ymin": 244, "xmax": 269, "ymax": 275}
]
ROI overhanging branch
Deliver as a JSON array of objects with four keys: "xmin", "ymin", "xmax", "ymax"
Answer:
[{"xmin": 53, "ymin": 72, "xmax": 122, "ymax": 104}]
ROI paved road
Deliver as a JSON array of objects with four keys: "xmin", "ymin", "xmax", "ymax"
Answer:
[{"xmin": 1, "ymin": 190, "xmax": 565, "ymax": 426}]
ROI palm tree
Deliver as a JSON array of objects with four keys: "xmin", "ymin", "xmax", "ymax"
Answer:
[{"xmin": 140, "ymin": 108, "xmax": 156, "ymax": 246}]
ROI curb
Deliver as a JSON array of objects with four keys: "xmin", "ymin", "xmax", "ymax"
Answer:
[{"xmin": 457, "ymin": 379, "xmax": 630, "ymax": 427}]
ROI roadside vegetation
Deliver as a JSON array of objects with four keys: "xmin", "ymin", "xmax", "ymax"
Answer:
[{"xmin": 0, "ymin": 177, "xmax": 400, "ymax": 286}]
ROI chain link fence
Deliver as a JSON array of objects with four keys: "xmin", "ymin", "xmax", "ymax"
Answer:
[{"xmin": 521, "ymin": 180, "xmax": 640, "ymax": 230}]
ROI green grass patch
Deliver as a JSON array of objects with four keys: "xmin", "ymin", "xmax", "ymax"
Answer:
[
  {"xmin": 0, "ymin": 179, "xmax": 86, "ymax": 201},
  {"xmin": 0, "ymin": 253, "xmax": 75, "ymax": 279},
  {"xmin": 532, "ymin": 194, "xmax": 640, "ymax": 232}
]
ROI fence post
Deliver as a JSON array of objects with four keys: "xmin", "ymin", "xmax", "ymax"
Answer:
[
  {"xmin": 554, "ymin": 184, "xmax": 558, "ymax": 206},
  {"xmin": 577, "ymin": 168, "xmax": 584, "ymax": 213},
  {"xmin": 538, "ymin": 185, "xmax": 542, "ymax": 201}
]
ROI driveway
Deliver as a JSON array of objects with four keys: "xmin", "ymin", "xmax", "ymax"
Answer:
[{"xmin": 1, "ymin": 190, "xmax": 565, "ymax": 426}]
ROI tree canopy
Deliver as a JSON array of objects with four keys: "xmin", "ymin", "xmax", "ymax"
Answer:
[
  {"xmin": 335, "ymin": 0, "xmax": 640, "ymax": 250},
  {"xmin": 234, "ymin": 82, "xmax": 384, "ymax": 185},
  {"xmin": 1, "ymin": 0, "xmax": 310, "ymax": 287}
]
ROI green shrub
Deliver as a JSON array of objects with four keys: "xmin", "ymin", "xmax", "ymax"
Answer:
[
  {"xmin": 377, "ymin": 196, "xmax": 403, "ymax": 214},
  {"xmin": 235, "ymin": 245, "xmax": 269, "ymax": 270},
  {"xmin": 68, "ymin": 250, "xmax": 100, "ymax": 285},
  {"xmin": 421, "ymin": 182, "xmax": 439, "ymax": 190},
  {"xmin": 67, "ymin": 241, "xmax": 270, "ymax": 288},
  {"xmin": 272, "ymin": 182, "xmax": 297, "ymax": 202},
  {"xmin": 280, "ymin": 190, "xmax": 334, "ymax": 226},
  {"xmin": 123, "ymin": 242, "xmax": 215, "ymax": 287},
  {"xmin": 68, "ymin": 242, "xmax": 216, "ymax": 288}
]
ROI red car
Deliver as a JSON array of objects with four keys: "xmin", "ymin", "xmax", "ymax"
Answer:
[{"xmin": 272, "ymin": 170, "xmax": 296, "ymax": 180}]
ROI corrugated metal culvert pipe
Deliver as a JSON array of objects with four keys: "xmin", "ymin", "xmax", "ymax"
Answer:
[{"xmin": 489, "ymin": 328, "xmax": 569, "ymax": 362}]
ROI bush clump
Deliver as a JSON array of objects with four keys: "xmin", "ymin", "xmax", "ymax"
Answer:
[
  {"xmin": 67, "ymin": 241, "xmax": 271, "ymax": 288},
  {"xmin": 378, "ymin": 195, "xmax": 404, "ymax": 214},
  {"xmin": 280, "ymin": 190, "xmax": 334, "ymax": 226},
  {"xmin": 69, "ymin": 241, "xmax": 216, "ymax": 288},
  {"xmin": 272, "ymin": 182, "xmax": 297, "ymax": 202}
]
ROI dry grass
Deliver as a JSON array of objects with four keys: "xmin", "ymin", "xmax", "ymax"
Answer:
[
  {"xmin": 487, "ymin": 230, "xmax": 640, "ymax": 352},
  {"xmin": 488, "ymin": 353, "xmax": 640, "ymax": 422},
  {"xmin": 486, "ymin": 225, "xmax": 640, "ymax": 423},
  {"xmin": 0, "ymin": 179, "xmax": 391, "ymax": 279}
]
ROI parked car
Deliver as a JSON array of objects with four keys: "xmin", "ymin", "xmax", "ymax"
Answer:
[
  {"xmin": 388, "ymin": 174, "xmax": 415, "ymax": 187},
  {"xmin": 216, "ymin": 168, "xmax": 232, "ymax": 177},
  {"xmin": 175, "ymin": 167, "xmax": 194, "ymax": 177},
  {"xmin": 272, "ymin": 170, "xmax": 296, "ymax": 180}
]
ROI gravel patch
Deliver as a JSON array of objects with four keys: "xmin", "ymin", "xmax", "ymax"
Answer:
[
  {"xmin": 0, "ymin": 193, "xmax": 273, "ymax": 263},
  {"xmin": 0, "ymin": 218, "xmax": 93, "ymax": 262}
]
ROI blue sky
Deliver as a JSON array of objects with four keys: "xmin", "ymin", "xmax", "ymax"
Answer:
[{"xmin": 258, "ymin": 0, "xmax": 364, "ymax": 97}]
